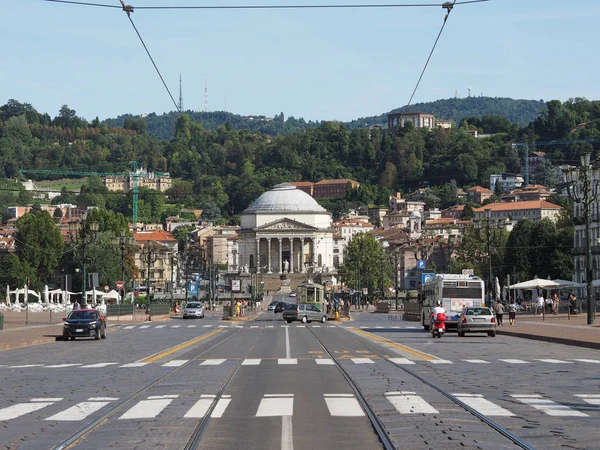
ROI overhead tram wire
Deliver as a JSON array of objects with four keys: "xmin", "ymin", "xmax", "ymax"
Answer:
[{"xmin": 45, "ymin": 0, "xmax": 490, "ymax": 10}]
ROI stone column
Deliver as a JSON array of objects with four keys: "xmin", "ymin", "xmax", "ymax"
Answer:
[
  {"xmin": 267, "ymin": 238, "xmax": 272, "ymax": 274},
  {"xmin": 300, "ymin": 238, "xmax": 305, "ymax": 272},
  {"xmin": 290, "ymin": 238, "xmax": 294, "ymax": 273},
  {"xmin": 255, "ymin": 238, "xmax": 260, "ymax": 273},
  {"xmin": 278, "ymin": 238, "xmax": 283, "ymax": 274}
]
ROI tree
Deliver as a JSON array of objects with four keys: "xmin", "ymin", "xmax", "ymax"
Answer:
[{"xmin": 15, "ymin": 210, "xmax": 65, "ymax": 289}]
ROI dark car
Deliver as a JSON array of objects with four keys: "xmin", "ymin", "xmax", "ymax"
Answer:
[
  {"xmin": 63, "ymin": 309, "xmax": 107, "ymax": 341},
  {"xmin": 274, "ymin": 302, "xmax": 287, "ymax": 313},
  {"xmin": 283, "ymin": 303, "xmax": 327, "ymax": 324}
]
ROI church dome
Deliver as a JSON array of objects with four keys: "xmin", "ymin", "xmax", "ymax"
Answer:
[{"xmin": 243, "ymin": 182, "xmax": 327, "ymax": 213}]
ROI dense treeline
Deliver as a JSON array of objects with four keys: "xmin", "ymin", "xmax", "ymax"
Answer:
[{"xmin": 2, "ymin": 98, "xmax": 600, "ymax": 226}]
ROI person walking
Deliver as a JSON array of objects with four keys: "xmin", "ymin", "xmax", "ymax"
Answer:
[
  {"xmin": 536, "ymin": 293, "xmax": 544, "ymax": 316},
  {"xmin": 494, "ymin": 299, "xmax": 505, "ymax": 326},
  {"xmin": 508, "ymin": 299, "xmax": 517, "ymax": 325},
  {"xmin": 568, "ymin": 293, "xmax": 577, "ymax": 315},
  {"xmin": 552, "ymin": 292, "xmax": 559, "ymax": 315}
]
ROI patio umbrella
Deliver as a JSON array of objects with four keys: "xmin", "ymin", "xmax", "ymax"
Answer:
[
  {"xmin": 508, "ymin": 278, "xmax": 560, "ymax": 290},
  {"xmin": 494, "ymin": 277, "xmax": 502, "ymax": 300},
  {"xmin": 552, "ymin": 279, "xmax": 586, "ymax": 289}
]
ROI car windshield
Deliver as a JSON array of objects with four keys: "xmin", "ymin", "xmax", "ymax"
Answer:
[
  {"xmin": 465, "ymin": 308, "xmax": 492, "ymax": 316},
  {"xmin": 284, "ymin": 304, "xmax": 297, "ymax": 311},
  {"xmin": 186, "ymin": 303, "xmax": 202, "ymax": 309},
  {"xmin": 68, "ymin": 311, "xmax": 97, "ymax": 320}
]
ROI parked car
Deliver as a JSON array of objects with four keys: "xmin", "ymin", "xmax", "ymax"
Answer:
[
  {"xmin": 274, "ymin": 302, "xmax": 287, "ymax": 313},
  {"xmin": 183, "ymin": 302, "xmax": 205, "ymax": 319},
  {"xmin": 289, "ymin": 292, "xmax": 297, "ymax": 297},
  {"xmin": 267, "ymin": 301, "xmax": 278, "ymax": 312},
  {"xmin": 457, "ymin": 306, "xmax": 496, "ymax": 337},
  {"xmin": 282, "ymin": 303, "xmax": 327, "ymax": 324},
  {"xmin": 62, "ymin": 309, "xmax": 107, "ymax": 341}
]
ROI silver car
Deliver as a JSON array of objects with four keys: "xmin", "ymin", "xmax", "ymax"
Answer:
[
  {"xmin": 457, "ymin": 306, "xmax": 496, "ymax": 337},
  {"xmin": 282, "ymin": 303, "xmax": 327, "ymax": 324},
  {"xmin": 183, "ymin": 302, "xmax": 205, "ymax": 319}
]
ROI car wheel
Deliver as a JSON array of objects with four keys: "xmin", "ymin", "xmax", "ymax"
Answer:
[
  {"xmin": 301, "ymin": 316, "xmax": 307, "ymax": 324},
  {"xmin": 321, "ymin": 316, "xmax": 327, "ymax": 324},
  {"xmin": 95, "ymin": 329, "xmax": 100, "ymax": 340},
  {"xmin": 286, "ymin": 320, "xmax": 292, "ymax": 323},
  {"xmin": 488, "ymin": 331, "xmax": 496, "ymax": 337},
  {"xmin": 101, "ymin": 326, "xmax": 107, "ymax": 339}
]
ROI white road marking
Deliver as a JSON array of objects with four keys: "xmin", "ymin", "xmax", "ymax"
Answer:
[
  {"xmin": 235, "ymin": 325, "xmax": 243, "ymax": 328},
  {"xmin": 211, "ymin": 395, "xmax": 231, "ymax": 418},
  {"xmin": 535, "ymin": 359, "xmax": 571, "ymax": 364},
  {"xmin": 429, "ymin": 359, "xmax": 453, "ymax": 364},
  {"xmin": 162, "ymin": 360, "xmax": 188, "ymax": 367},
  {"xmin": 155, "ymin": 325, "xmax": 166, "ymax": 329},
  {"xmin": 282, "ymin": 416, "xmax": 293, "ymax": 450},
  {"xmin": 328, "ymin": 325, "xmax": 336, "ymax": 328},
  {"xmin": 278, "ymin": 359, "xmax": 298, "ymax": 365},
  {"xmin": 203, "ymin": 325, "xmax": 213, "ymax": 327},
  {"xmin": 242, "ymin": 359, "xmax": 261, "ymax": 365},
  {"xmin": 285, "ymin": 326, "xmax": 291, "ymax": 359},
  {"xmin": 511, "ymin": 394, "xmax": 588, "ymax": 417},
  {"xmin": 9, "ymin": 364, "xmax": 42, "ymax": 368},
  {"xmin": 452, "ymin": 393, "xmax": 514, "ymax": 416},
  {"xmin": 124, "ymin": 325, "xmax": 135, "ymax": 329},
  {"xmin": 81, "ymin": 362, "xmax": 118, "ymax": 368},
  {"xmin": 312, "ymin": 325, "xmax": 321, "ymax": 328},
  {"xmin": 575, "ymin": 394, "xmax": 600, "ymax": 406},
  {"xmin": 187, "ymin": 325, "xmax": 197, "ymax": 328},
  {"xmin": 250, "ymin": 326, "xmax": 259, "ymax": 328},
  {"xmin": 172, "ymin": 325, "xmax": 181, "ymax": 328},
  {"xmin": 267, "ymin": 325, "xmax": 275, "ymax": 328},
  {"xmin": 139, "ymin": 325, "xmax": 150, "ymax": 329},
  {"xmin": 119, "ymin": 362, "xmax": 149, "ymax": 368},
  {"xmin": 499, "ymin": 359, "xmax": 529, "ymax": 364},
  {"xmin": 405, "ymin": 326, "xmax": 417, "ymax": 329},
  {"xmin": 218, "ymin": 325, "xmax": 228, "ymax": 328},
  {"xmin": 46, "ymin": 399, "xmax": 113, "ymax": 421},
  {"xmin": 388, "ymin": 358, "xmax": 415, "ymax": 365},
  {"xmin": 385, "ymin": 392, "xmax": 438, "ymax": 414},
  {"xmin": 184, "ymin": 394, "xmax": 215, "ymax": 418},
  {"xmin": 464, "ymin": 359, "xmax": 490, "ymax": 364},
  {"xmin": 119, "ymin": 396, "xmax": 177, "ymax": 419},
  {"xmin": 324, "ymin": 394, "xmax": 364, "ymax": 417},
  {"xmin": 200, "ymin": 359, "xmax": 226, "ymax": 366},
  {"xmin": 351, "ymin": 358, "xmax": 374, "ymax": 364},
  {"xmin": 0, "ymin": 399, "xmax": 60, "ymax": 420},
  {"xmin": 256, "ymin": 395, "xmax": 294, "ymax": 417},
  {"xmin": 315, "ymin": 359, "xmax": 335, "ymax": 365},
  {"xmin": 45, "ymin": 364, "xmax": 83, "ymax": 368},
  {"xmin": 574, "ymin": 359, "xmax": 600, "ymax": 363}
]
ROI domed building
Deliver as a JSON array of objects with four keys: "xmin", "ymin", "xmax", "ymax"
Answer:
[{"xmin": 237, "ymin": 183, "xmax": 335, "ymax": 276}]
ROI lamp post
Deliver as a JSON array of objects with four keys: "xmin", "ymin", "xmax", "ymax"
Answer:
[
  {"xmin": 111, "ymin": 232, "xmax": 134, "ymax": 304},
  {"xmin": 170, "ymin": 253, "xmax": 178, "ymax": 312},
  {"xmin": 140, "ymin": 243, "xmax": 158, "ymax": 319},
  {"xmin": 69, "ymin": 219, "xmax": 99, "ymax": 308},
  {"xmin": 562, "ymin": 154, "xmax": 600, "ymax": 325}
]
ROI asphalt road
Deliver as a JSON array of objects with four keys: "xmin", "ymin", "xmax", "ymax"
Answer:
[{"xmin": 1, "ymin": 308, "xmax": 599, "ymax": 449}]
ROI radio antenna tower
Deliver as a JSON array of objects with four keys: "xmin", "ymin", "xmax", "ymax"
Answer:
[
  {"xmin": 178, "ymin": 73, "xmax": 184, "ymax": 112},
  {"xmin": 204, "ymin": 75, "xmax": 208, "ymax": 112}
]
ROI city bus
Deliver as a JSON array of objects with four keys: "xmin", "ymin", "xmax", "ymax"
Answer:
[{"xmin": 421, "ymin": 274, "xmax": 485, "ymax": 331}]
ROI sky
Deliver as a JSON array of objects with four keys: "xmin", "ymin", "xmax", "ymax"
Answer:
[{"xmin": 2, "ymin": 0, "xmax": 600, "ymax": 123}]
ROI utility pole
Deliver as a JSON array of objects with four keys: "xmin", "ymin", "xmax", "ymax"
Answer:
[{"xmin": 394, "ymin": 250, "xmax": 399, "ymax": 311}]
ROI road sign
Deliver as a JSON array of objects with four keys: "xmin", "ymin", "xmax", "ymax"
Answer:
[
  {"xmin": 417, "ymin": 260, "xmax": 426, "ymax": 269},
  {"xmin": 116, "ymin": 281, "xmax": 123, "ymax": 290},
  {"xmin": 422, "ymin": 273, "xmax": 435, "ymax": 286}
]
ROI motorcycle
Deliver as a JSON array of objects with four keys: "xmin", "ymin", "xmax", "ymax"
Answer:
[{"xmin": 431, "ymin": 312, "xmax": 446, "ymax": 338}]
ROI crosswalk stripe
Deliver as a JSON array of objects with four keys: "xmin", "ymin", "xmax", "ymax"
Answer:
[
  {"xmin": 315, "ymin": 359, "xmax": 335, "ymax": 365},
  {"xmin": 45, "ymin": 364, "xmax": 82, "ymax": 368},
  {"xmin": 385, "ymin": 391, "xmax": 438, "ymax": 414},
  {"xmin": 351, "ymin": 358, "xmax": 374, "ymax": 364},
  {"xmin": 162, "ymin": 360, "xmax": 188, "ymax": 367},
  {"xmin": 324, "ymin": 394, "xmax": 364, "ymax": 417},
  {"xmin": 46, "ymin": 399, "xmax": 114, "ymax": 421},
  {"xmin": 120, "ymin": 395, "xmax": 178, "ymax": 419},
  {"xmin": 429, "ymin": 359, "xmax": 453, "ymax": 364},
  {"xmin": 10, "ymin": 364, "xmax": 42, "ymax": 368},
  {"xmin": 534, "ymin": 359, "xmax": 571, "ymax": 364},
  {"xmin": 172, "ymin": 325, "xmax": 181, "ymax": 328},
  {"xmin": 453, "ymin": 393, "xmax": 514, "ymax": 416},
  {"xmin": 242, "ymin": 359, "xmax": 261, "ymax": 365},
  {"xmin": 203, "ymin": 325, "xmax": 213, "ymax": 327},
  {"xmin": 256, "ymin": 395, "xmax": 294, "ymax": 417},
  {"xmin": 120, "ymin": 362, "xmax": 149, "ymax": 368},
  {"xmin": 124, "ymin": 325, "xmax": 135, "ymax": 329},
  {"xmin": 211, "ymin": 395, "xmax": 232, "ymax": 418},
  {"xmin": 81, "ymin": 363, "xmax": 118, "ymax": 368},
  {"xmin": 388, "ymin": 358, "xmax": 415, "ymax": 365},
  {"xmin": 184, "ymin": 395, "xmax": 215, "ymax": 418},
  {"xmin": 575, "ymin": 394, "xmax": 600, "ymax": 406},
  {"xmin": 187, "ymin": 325, "xmax": 197, "ymax": 328},
  {"xmin": 464, "ymin": 359, "xmax": 490, "ymax": 364},
  {"xmin": 499, "ymin": 359, "xmax": 529, "ymax": 364},
  {"xmin": 278, "ymin": 359, "xmax": 298, "ymax": 365},
  {"xmin": 155, "ymin": 325, "xmax": 166, "ymax": 329},
  {"xmin": 139, "ymin": 325, "xmax": 150, "ymax": 329},
  {"xmin": 511, "ymin": 394, "xmax": 588, "ymax": 417},
  {"xmin": 0, "ymin": 400, "xmax": 60, "ymax": 421},
  {"xmin": 574, "ymin": 359, "xmax": 600, "ymax": 364},
  {"xmin": 200, "ymin": 359, "xmax": 226, "ymax": 366}
]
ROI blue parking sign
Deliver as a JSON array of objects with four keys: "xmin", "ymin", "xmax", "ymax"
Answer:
[
  {"xmin": 421, "ymin": 273, "xmax": 435, "ymax": 286},
  {"xmin": 417, "ymin": 260, "xmax": 425, "ymax": 269}
]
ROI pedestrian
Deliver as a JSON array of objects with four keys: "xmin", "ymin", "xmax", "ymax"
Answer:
[
  {"xmin": 494, "ymin": 299, "xmax": 505, "ymax": 326},
  {"xmin": 73, "ymin": 300, "xmax": 80, "ymax": 310},
  {"xmin": 536, "ymin": 293, "xmax": 544, "ymax": 316},
  {"xmin": 508, "ymin": 299, "xmax": 518, "ymax": 325},
  {"xmin": 552, "ymin": 292, "xmax": 559, "ymax": 315},
  {"xmin": 568, "ymin": 292, "xmax": 577, "ymax": 315}
]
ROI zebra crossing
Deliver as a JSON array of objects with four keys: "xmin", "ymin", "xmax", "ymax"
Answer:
[
  {"xmin": 3, "ymin": 357, "xmax": 600, "ymax": 370},
  {"xmin": 2, "ymin": 390, "xmax": 598, "ymax": 423},
  {"xmin": 119, "ymin": 323, "xmax": 339, "ymax": 330}
]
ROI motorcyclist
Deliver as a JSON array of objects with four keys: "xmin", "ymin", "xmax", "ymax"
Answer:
[{"xmin": 431, "ymin": 301, "xmax": 446, "ymax": 326}]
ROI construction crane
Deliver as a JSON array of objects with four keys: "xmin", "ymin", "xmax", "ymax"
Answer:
[
  {"xmin": 19, "ymin": 161, "xmax": 168, "ymax": 227},
  {"xmin": 512, "ymin": 139, "xmax": 599, "ymax": 185}
]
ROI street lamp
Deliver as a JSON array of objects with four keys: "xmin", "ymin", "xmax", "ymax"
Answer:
[
  {"xmin": 474, "ymin": 208, "xmax": 503, "ymax": 307},
  {"xmin": 111, "ymin": 232, "xmax": 134, "ymax": 304},
  {"xmin": 140, "ymin": 243, "xmax": 158, "ymax": 319},
  {"xmin": 69, "ymin": 219, "xmax": 99, "ymax": 307},
  {"xmin": 562, "ymin": 154, "xmax": 600, "ymax": 325}
]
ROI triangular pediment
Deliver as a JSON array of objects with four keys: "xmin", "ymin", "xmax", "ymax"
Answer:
[{"xmin": 256, "ymin": 218, "xmax": 318, "ymax": 232}]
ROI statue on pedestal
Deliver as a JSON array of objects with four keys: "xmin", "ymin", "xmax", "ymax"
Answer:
[{"xmin": 283, "ymin": 260, "xmax": 289, "ymax": 273}]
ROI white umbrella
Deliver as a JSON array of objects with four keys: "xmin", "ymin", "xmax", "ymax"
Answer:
[
  {"xmin": 44, "ymin": 285, "xmax": 49, "ymax": 304},
  {"xmin": 552, "ymin": 279, "xmax": 585, "ymax": 288},
  {"xmin": 105, "ymin": 289, "xmax": 120, "ymax": 299},
  {"xmin": 494, "ymin": 277, "xmax": 501, "ymax": 300},
  {"xmin": 508, "ymin": 279, "xmax": 560, "ymax": 290},
  {"xmin": 5, "ymin": 285, "xmax": 9, "ymax": 304}
]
